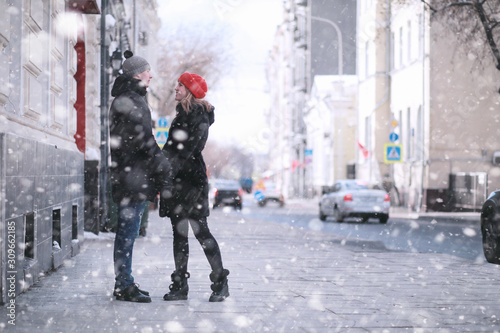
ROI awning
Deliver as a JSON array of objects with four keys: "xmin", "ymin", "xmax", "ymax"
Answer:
[{"xmin": 68, "ymin": 0, "xmax": 100, "ymax": 14}]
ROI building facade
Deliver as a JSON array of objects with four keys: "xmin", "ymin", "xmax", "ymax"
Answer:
[
  {"xmin": 267, "ymin": 0, "xmax": 357, "ymax": 199},
  {"xmin": 0, "ymin": 0, "xmax": 161, "ymax": 303},
  {"xmin": 304, "ymin": 75, "xmax": 357, "ymax": 195},
  {"xmin": 361, "ymin": 0, "xmax": 500, "ymax": 212},
  {"xmin": 0, "ymin": 0, "xmax": 100, "ymax": 303},
  {"xmin": 270, "ymin": 0, "xmax": 500, "ymax": 212},
  {"xmin": 356, "ymin": 0, "xmax": 392, "ymax": 189}
]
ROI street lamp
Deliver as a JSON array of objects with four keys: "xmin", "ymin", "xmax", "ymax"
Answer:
[{"xmin": 311, "ymin": 16, "xmax": 343, "ymax": 76}]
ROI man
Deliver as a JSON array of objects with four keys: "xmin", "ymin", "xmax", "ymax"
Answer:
[{"xmin": 109, "ymin": 51, "xmax": 172, "ymax": 303}]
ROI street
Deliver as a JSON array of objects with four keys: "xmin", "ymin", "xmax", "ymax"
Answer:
[
  {"xmin": 232, "ymin": 195, "xmax": 484, "ymax": 262},
  {"xmin": 2, "ymin": 198, "xmax": 500, "ymax": 332}
]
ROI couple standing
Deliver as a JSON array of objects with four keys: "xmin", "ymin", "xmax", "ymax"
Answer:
[{"xmin": 109, "ymin": 51, "xmax": 229, "ymax": 303}]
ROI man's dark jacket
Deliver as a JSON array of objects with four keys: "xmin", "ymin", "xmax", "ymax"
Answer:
[{"xmin": 109, "ymin": 75, "xmax": 171, "ymax": 203}]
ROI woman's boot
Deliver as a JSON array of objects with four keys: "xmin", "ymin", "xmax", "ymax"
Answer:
[
  {"xmin": 164, "ymin": 271, "xmax": 190, "ymax": 301},
  {"xmin": 209, "ymin": 269, "xmax": 230, "ymax": 302}
]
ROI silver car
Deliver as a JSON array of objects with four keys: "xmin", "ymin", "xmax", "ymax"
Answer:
[{"xmin": 319, "ymin": 180, "xmax": 390, "ymax": 223}]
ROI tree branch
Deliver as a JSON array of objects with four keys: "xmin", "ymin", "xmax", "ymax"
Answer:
[
  {"xmin": 421, "ymin": 0, "xmax": 475, "ymax": 13},
  {"xmin": 420, "ymin": 0, "xmax": 437, "ymax": 12},
  {"xmin": 421, "ymin": 0, "xmax": 500, "ymax": 89}
]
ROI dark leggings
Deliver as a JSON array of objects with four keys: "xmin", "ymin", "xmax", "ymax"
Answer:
[{"xmin": 170, "ymin": 215, "xmax": 224, "ymax": 274}]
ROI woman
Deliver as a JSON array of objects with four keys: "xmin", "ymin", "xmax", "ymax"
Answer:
[{"xmin": 160, "ymin": 72, "xmax": 229, "ymax": 302}]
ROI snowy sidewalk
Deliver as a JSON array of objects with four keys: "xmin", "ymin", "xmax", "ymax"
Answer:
[{"xmin": 1, "ymin": 206, "xmax": 499, "ymax": 332}]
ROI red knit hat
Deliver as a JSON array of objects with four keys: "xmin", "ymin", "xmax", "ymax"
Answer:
[{"xmin": 178, "ymin": 72, "xmax": 207, "ymax": 99}]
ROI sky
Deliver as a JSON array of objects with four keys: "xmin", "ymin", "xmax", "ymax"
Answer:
[{"xmin": 157, "ymin": 0, "xmax": 283, "ymax": 154}]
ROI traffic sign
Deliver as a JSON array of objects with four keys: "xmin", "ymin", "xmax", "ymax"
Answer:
[
  {"xmin": 158, "ymin": 117, "xmax": 168, "ymax": 128},
  {"xmin": 389, "ymin": 132, "xmax": 399, "ymax": 142},
  {"xmin": 384, "ymin": 143, "xmax": 402, "ymax": 164},
  {"xmin": 155, "ymin": 129, "xmax": 168, "ymax": 148},
  {"xmin": 254, "ymin": 190, "xmax": 265, "ymax": 202}
]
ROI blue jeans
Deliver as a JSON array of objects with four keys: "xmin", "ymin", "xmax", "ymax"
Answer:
[{"xmin": 113, "ymin": 201, "xmax": 147, "ymax": 290}]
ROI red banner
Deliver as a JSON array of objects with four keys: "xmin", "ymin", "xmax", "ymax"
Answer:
[{"xmin": 357, "ymin": 140, "xmax": 370, "ymax": 158}]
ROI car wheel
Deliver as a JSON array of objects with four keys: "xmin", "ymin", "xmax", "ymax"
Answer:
[
  {"xmin": 481, "ymin": 203, "xmax": 500, "ymax": 264},
  {"xmin": 334, "ymin": 208, "xmax": 344, "ymax": 222},
  {"xmin": 258, "ymin": 200, "xmax": 266, "ymax": 207},
  {"xmin": 235, "ymin": 203, "xmax": 242, "ymax": 210},
  {"xmin": 319, "ymin": 210, "xmax": 327, "ymax": 221},
  {"xmin": 379, "ymin": 215, "xmax": 388, "ymax": 224}
]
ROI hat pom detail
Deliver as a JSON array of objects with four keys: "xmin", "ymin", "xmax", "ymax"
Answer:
[{"xmin": 121, "ymin": 51, "xmax": 151, "ymax": 77}]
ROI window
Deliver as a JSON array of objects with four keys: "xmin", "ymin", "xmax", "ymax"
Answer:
[
  {"xmin": 398, "ymin": 110, "xmax": 403, "ymax": 153},
  {"xmin": 25, "ymin": 212, "xmax": 35, "ymax": 259},
  {"xmin": 416, "ymin": 106, "xmax": 423, "ymax": 160},
  {"xmin": 52, "ymin": 209, "xmax": 61, "ymax": 248},
  {"xmin": 407, "ymin": 20, "xmax": 412, "ymax": 62},
  {"xmin": 418, "ymin": 14, "xmax": 423, "ymax": 59},
  {"xmin": 365, "ymin": 41, "xmax": 370, "ymax": 77},
  {"xmin": 72, "ymin": 205, "xmax": 78, "ymax": 240},
  {"xmin": 399, "ymin": 27, "xmax": 403, "ymax": 67},
  {"xmin": 390, "ymin": 32, "xmax": 395, "ymax": 70},
  {"xmin": 365, "ymin": 115, "xmax": 371, "ymax": 158},
  {"xmin": 407, "ymin": 107, "xmax": 412, "ymax": 159}
]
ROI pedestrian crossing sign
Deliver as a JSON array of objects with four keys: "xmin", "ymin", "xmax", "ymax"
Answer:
[
  {"xmin": 155, "ymin": 129, "xmax": 168, "ymax": 148},
  {"xmin": 384, "ymin": 143, "xmax": 403, "ymax": 164}
]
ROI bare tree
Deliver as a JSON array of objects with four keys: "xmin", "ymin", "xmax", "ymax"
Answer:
[
  {"xmin": 413, "ymin": 0, "xmax": 500, "ymax": 91},
  {"xmin": 204, "ymin": 141, "xmax": 254, "ymax": 180},
  {"xmin": 154, "ymin": 24, "xmax": 252, "ymax": 180},
  {"xmin": 155, "ymin": 24, "xmax": 234, "ymax": 116}
]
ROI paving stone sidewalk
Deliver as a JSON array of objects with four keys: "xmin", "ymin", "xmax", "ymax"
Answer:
[{"xmin": 1, "ymin": 205, "xmax": 499, "ymax": 332}]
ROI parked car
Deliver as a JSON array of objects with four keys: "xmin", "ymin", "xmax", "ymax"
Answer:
[
  {"xmin": 480, "ymin": 190, "xmax": 500, "ymax": 264},
  {"xmin": 319, "ymin": 179, "xmax": 390, "ymax": 223},
  {"xmin": 208, "ymin": 179, "xmax": 243, "ymax": 210},
  {"xmin": 255, "ymin": 182, "xmax": 285, "ymax": 207}
]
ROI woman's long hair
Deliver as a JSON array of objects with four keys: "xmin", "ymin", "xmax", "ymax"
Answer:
[{"xmin": 179, "ymin": 91, "xmax": 212, "ymax": 114}]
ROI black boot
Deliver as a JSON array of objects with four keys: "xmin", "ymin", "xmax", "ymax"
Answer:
[
  {"xmin": 209, "ymin": 269, "xmax": 230, "ymax": 302},
  {"xmin": 164, "ymin": 271, "xmax": 190, "ymax": 301},
  {"xmin": 115, "ymin": 283, "xmax": 151, "ymax": 303}
]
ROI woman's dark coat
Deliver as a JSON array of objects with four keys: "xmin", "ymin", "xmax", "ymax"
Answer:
[
  {"xmin": 109, "ymin": 75, "xmax": 171, "ymax": 204},
  {"xmin": 159, "ymin": 102, "xmax": 215, "ymax": 218}
]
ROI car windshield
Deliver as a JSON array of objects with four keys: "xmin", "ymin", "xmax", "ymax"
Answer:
[
  {"xmin": 344, "ymin": 182, "xmax": 369, "ymax": 190},
  {"xmin": 212, "ymin": 180, "xmax": 240, "ymax": 190},
  {"xmin": 265, "ymin": 184, "xmax": 276, "ymax": 191}
]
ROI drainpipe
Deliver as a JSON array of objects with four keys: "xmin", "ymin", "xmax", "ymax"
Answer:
[
  {"xmin": 99, "ymin": 0, "xmax": 110, "ymax": 231},
  {"xmin": 418, "ymin": 3, "xmax": 426, "ymax": 213},
  {"xmin": 132, "ymin": 0, "xmax": 136, "ymax": 51}
]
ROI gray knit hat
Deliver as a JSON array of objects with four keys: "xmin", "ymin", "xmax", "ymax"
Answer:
[{"xmin": 122, "ymin": 50, "xmax": 151, "ymax": 77}]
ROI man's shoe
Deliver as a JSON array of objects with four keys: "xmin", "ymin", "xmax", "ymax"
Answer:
[
  {"xmin": 115, "ymin": 284, "xmax": 151, "ymax": 303},
  {"xmin": 114, "ymin": 285, "xmax": 149, "ymax": 297}
]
